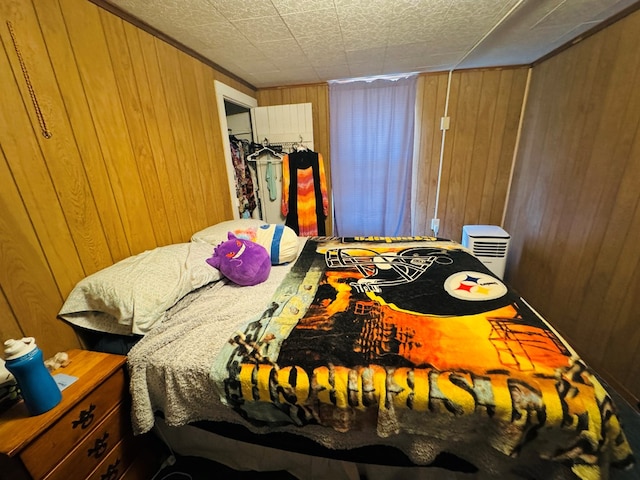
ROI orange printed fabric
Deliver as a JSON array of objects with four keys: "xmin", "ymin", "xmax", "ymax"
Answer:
[
  {"xmin": 281, "ymin": 153, "xmax": 329, "ymax": 236},
  {"xmin": 213, "ymin": 237, "xmax": 634, "ymax": 479}
]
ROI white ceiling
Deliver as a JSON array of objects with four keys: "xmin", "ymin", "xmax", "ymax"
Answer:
[{"xmin": 104, "ymin": 0, "xmax": 639, "ymax": 89}]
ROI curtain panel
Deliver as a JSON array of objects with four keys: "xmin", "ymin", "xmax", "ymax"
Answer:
[{"xmin": 329, "ymin": 75, "xmax": 417, "ymax": 237}]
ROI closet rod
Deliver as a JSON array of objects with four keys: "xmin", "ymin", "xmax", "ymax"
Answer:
[{"xmin": 247, "ymin": 158, "xmax": 283, "ymax": 164}]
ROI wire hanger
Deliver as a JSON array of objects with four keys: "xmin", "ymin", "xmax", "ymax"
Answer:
[
  {"xmin": 247, "ymin": 138, "xmax": 284, "ymax": 161},
  {"xmin": 293, "ymin": 135, "xmax": 308, "ymax": 152}
]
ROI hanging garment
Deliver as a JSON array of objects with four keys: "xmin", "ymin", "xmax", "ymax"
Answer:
[
  {"xmin": 230, "ymin": 137, "xmax": 257, "ymax": 217},
  {"xmin": 265, "ymin": 161, "xmax": 277, "ymax": 201},
  {"xmin": 281, "ymin": 150, "xmax": 329, "ymax": 236}
]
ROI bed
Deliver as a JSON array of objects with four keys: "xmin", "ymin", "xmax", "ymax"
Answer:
[{"xmin": 58, "ymin": 220, "xmax": 635, "ymax": 480}]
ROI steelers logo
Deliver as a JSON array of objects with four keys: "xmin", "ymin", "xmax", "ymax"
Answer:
[{"xmin": 444, "ymin": 271, "xmax": 507, "ymax": 301}]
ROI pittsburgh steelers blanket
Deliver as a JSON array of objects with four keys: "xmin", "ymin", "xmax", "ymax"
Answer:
[{"xmin": 212, "ymin": 237, "xmax": 634, "ymax": 479}]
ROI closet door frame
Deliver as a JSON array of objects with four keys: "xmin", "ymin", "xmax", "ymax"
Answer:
[{"xmin": 214, "ymin": 80, "xmax": 258, "ymax": 219}]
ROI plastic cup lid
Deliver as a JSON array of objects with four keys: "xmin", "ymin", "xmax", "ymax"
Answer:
[{"xmin": 4, "ymin": 337, "xmax": 37, "ymax": 360}]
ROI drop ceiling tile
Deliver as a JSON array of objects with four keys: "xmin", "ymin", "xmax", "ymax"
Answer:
[
  {"xmin": 255, "ymin": 67, "xmax": 320, "ymax": 86},
  {"xmin": 231, "ymin": 57, "xmax": 279, "ymax": 74},
  {"xmin": 207, "ymin": 0, "xmax": 279, "ymax": 20},
  {"xmin": 341, "ymin": 29, "xmax": 389, "ymax": 50},
  {"xmin": 271, "ymin": 0, "xmax": 337, "ymax": 15},
  {"xmin": 112, "ymin": 0, "xmax": 228, "ymax": 26},
  {"xmin": 257, "ymin": 38, "xmax": 308, "ymax": 60},
  {"xmin": 385, "ymin": 27, "xmax": 446, "ymax": 47},
  {"xmin": 446, "ymin": 0, "xmax": 518, "ymax": 23},
  {"xmin": 388, "ymin": 0, "xmax": 452, "ymax": 16},
  {"xmin": 297, "ymin": 32, "xmax": 345, "ymax": 53},
  {"xmin": 281, "ymin": 9, "xmax": 342, "ymax": 38},
  {"xmin": 346, "ymin": 47, "xmax": 388, "ymax": 64},
  {"xmin": 530, "ymin": 0, "xmax": 623, "ymax": 29},
  {"xmin": 383, "ymin": 51, "xmax": 461, "ymax": 71},
  {"xmin": 232, "ymin": 16, "xmax": 292, "ymax": 44},
  {"xmin": 336, "ymin": 4, "xmax": 393, "ymax": 31},
  {"xmin": 333, "ymin": 0, "xmax": 393, "ymax": 11},
  {"xmin": 385, "ymin": 42, "xmax": 443, "ymax": 60},
  {"xmin": 348, "ymin": 62, "xmax": 384, "ymax": 77},
  {"xmin": 307, "ymin": 50, "xmax": 349, "ymax": 67},
  {"xmin": 219, "ymin": 43, "xmax": 267, "ymax": 62},
  {"xmin": 182, "ymin": 21, "xmax": 246, "ymax": 47},
  {"xmin": 313, "ymin": 64, "xmax": 352, "ymax": 80}
]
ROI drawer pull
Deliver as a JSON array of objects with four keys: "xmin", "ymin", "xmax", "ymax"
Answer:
[
  {"xmin": 87, "ymin": 432, "xmax": 110, "ymax": 458},
  {"xmin": 100, "ymin": 458, "xmax": 120, "ymax": 480},
  {"xmin": 72, "ymin": 403, "xmax": 96, "ymax": 429}
]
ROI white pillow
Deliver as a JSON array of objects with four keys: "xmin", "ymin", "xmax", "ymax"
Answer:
[
  {"xmin": 190, "ymin": 219, "xmax": 266, "ymax": 246},
  {"xmin": 192, "ymin": 220, "xmax": 299, "ymax": 265},
  {"xmin": 58, "ymin": 243, "xmax": 220, "ymax": 336}
]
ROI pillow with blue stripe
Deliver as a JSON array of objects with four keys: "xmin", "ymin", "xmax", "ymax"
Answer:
[{"xmin": 191, "ymin": 219, "xmax": 299, "ymax": 265}]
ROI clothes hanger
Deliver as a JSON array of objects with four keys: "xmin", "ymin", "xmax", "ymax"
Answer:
[
  {"xmin": 247, "ymin": 138, "xmax": 284, "ymax": 161},
  {"xmin": 294, "ymin": 135, "xmax": 308, "ymax": 152}
]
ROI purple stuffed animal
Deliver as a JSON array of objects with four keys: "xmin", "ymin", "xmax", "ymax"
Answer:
[{"xmin": 206, "ymin": 233, "xmax": 271, "ymax": 286}]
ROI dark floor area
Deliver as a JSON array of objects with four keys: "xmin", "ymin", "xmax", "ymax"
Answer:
[{"xmin": 152, "ymin": 455, "xmax": 300, "ymax": 480}]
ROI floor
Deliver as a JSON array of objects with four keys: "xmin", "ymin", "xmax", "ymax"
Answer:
[{"xmin": 151, "ymin": 455, "xmax": 299, "ymax": 480}]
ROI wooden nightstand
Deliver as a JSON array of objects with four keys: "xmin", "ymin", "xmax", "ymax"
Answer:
[{"xmin": 0, "ymin": 349, "xmax": 161, "ymax": 480}]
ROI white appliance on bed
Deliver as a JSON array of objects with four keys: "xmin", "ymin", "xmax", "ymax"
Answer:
[{"xmin": 462, "ymin": 225, "xmax": 510, "ymax": 279}]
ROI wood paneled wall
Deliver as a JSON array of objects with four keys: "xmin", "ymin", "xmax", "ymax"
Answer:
[
  {"xmin": 0, "ymin": 0, "xmax": 252, "ymax": 357},
  {"xmin": 414, "ymin": 68, "xmax": 528, "ymax": 240},
  {"xmin": 505, "ymin": 7, "xmax": 640, "ymax": 402},
  {"xmin": 256, "ymin": 84, "xmax": 332, "ymax": 233}
]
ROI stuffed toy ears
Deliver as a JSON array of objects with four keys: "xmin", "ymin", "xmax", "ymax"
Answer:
[{"xmin": 206, "ymin": 254, "xmax": 221, "ymax": 269}]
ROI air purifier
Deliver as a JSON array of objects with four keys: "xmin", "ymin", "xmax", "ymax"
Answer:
[{"xmin": 461, "ymin": 225, "xmax": 510, "ymax": 279}]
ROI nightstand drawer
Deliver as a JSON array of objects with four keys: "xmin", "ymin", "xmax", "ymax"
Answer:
[
  {"xmin": 44, "ymin": 403, "xmax": 129, "ymax": 480},
  {"xmin": 86, "ymin": 435, "xmax": 137, "ymax": 480},
  {"xmin": 20, "ymin": 368, "xmax": 126, "ymax": 478}
]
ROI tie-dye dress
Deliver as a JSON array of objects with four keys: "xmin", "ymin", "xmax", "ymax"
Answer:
[{"xmin": 281, "ymin": 151, "xmax": 329, "ymax": 236}]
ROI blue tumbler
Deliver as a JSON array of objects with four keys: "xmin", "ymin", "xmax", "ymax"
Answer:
[{"xmin": 3, "ymin": 337, "xmax": 62, "ymax": 415}]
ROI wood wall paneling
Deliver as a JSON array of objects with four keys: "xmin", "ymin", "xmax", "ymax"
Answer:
[
  {"xmin": 134, "ymin": 29, "xmax": 195, "ymax": 242},
  {"xmin": 0, "ymin": 1, "xmax": 90, "ymax": 297},
  {"xmin": 0, "ymin": 0, "xmax": 248, "ymax": 356},
  {"xmin": 191, "ymin": 66, "xmax": 233, "ymax": 223},
  {"xmin": 121, "ymin": 20, "xmax": 183, "ymax": 245},
  {"xmin": 59, "ymin": 0, "xmax": 158, "ymax": 255},
  {"xmin": 413, "ymin": 73, "xmax": 448, "ymax": 236},
  {"xmin": 178, "ymin": 53, "xmax": 225, "ymax": 228},
  {"xmin": 101, "ymin": 11, "xmax": 174, "ymax": 248},
  {"xmin": 504, "ymin": 8, "xmax": 640, "ymax": 401},
  {"xmin": 418, "ymin": 68, "xmax": 528, "ymax": 242},
  {"xmin": 0, "ymin": 139, "xmax": 79, "ymax": 356},
  {"xmin": 33, "ymin": 0, "xmax": 131, "ymax": 265},
  {"xmin": 0, "ymin": 287, "xmax": 22, "ymax": 345}
]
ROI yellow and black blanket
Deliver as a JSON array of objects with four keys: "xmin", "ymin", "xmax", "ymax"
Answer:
[{"xmin": 212, "ymin": 237, "xmax": 634, "ymax": 479}]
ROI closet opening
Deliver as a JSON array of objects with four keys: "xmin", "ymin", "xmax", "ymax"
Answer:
[{"xmin": 214, "ymin": 81, "xmax": 258, "ymax": 220}]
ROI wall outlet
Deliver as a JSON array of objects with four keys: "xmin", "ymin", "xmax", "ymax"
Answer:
[{"xmin": 431, "ymin": 218, "xmax": 440, "ymax": 232}]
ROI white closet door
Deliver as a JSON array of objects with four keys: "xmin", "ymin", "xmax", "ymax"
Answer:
[{"xmin": 251, "ymin": 103, "xmax": 314, "ymax": 224}]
